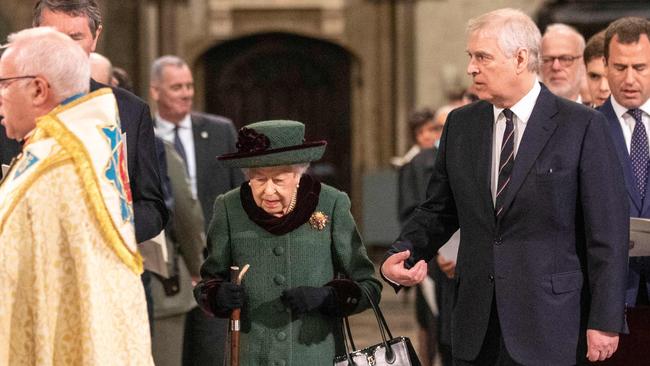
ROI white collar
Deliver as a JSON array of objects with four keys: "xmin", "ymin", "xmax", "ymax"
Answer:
[
  {"xmin": 610, "ymin": 96, "xmax": 650, "ymax": 121},
  {"xmin": 492, "ymin": 80, "xmax": 541, "ymax": 124},
  {"xmin": 155, "ymin": 113, "xmax": 192, "ymax": 131}
]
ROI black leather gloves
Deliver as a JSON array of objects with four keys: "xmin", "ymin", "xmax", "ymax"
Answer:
[
  {"xmin": 194, "ymin": 278, "xmax": 244, "ymax": 318},
  {"xmin": 281, "ymin": 279, "xmax": 363, "ymax": 317},
  {"xmin": 281, "ymin": 286, "xmax": 336, "ymax": 316},
  {"xmin": 212, "ymin": 282, "xmax": 245, "ymax": 312}
]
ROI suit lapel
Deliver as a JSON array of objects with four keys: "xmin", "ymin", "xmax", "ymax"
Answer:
[
  {"xmin": 600, "ymin": 98, "xmax": 642, "ymax": 212},
  {"xmin": 473, "ymin": 103, "xmax": 496, "ymax": 218},
  {"xmin": 499, "ymin": 86, "xmax": 558, "ymax": 219}
]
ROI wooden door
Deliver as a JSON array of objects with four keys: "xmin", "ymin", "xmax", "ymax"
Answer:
[{"xmin": 202, "ymin": 32, "xmax": 352, "ymax": 193}]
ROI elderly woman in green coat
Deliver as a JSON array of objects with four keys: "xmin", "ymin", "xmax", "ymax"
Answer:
[{"xmin": 194, "ymin": 120, "xmax": 382, "ymax": 366}]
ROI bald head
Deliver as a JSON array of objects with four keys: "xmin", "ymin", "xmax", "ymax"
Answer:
[{"xmin": 89, "ymin": 52, "xmax": 112, "ymax": 84}]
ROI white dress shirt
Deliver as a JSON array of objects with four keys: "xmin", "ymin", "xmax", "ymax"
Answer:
[
  {"xmin": 155, "ymin": 113, "xmax": 198, "ymax": 198},
  {"xmin": 610, "ymin": 96, "xmax": 650, "ymax": 153},
  {"xmin": 491, "ymin": 81, "xmax": 541, "ymax": 203}
]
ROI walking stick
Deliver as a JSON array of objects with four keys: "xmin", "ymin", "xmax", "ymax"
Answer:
[{"xmin": 230, "ymin": 264, "xmax": 249, "ymax": 366}]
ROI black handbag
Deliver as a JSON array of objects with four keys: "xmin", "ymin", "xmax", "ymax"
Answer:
[{"xmin": 334, "ymin": 286, "xmax": 421, "ymax": 366}]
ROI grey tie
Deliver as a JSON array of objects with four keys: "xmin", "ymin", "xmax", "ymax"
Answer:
[{"xmin": 173, "ymin": 126, "xmax": 189, "ymax": 174}]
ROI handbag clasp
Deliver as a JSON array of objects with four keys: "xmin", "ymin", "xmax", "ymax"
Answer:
[{"xmin": 367, "ymin": 354, "xmax": 376, "ymax": 366}]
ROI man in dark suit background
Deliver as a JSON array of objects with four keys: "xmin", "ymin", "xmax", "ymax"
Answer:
[
  {"xmin": 31, "ymin": 0, "xmax": 168, "ymax": 244},
  {"xmin": 0, "ymin": 126, "xmax": 20, "ymax": 170},
  {"xmin": 150, "ymin": 55, "xmax": 244, "ymax": 366},
  {"xmin": 597, "ymin": 17, "xmax": 650, "ymax": 364},
  {"xmin": 382, "ymin": 8, "xmax": 629, "ymax": 366}
]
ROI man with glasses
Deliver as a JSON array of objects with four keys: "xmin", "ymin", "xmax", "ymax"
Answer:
[
  {"xmin": 0, "ymin": 26, "xmax": 153, "ymax": 365},
  {"xmin": 541, "ymin": 23, "xmax": 586, "ymax": 103}
]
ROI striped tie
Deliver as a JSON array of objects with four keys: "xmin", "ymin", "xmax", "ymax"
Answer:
[
  {"xmin": 629, "ymin": 108, "xmax": 649, "ymax": 200},
  {"xmin": 495, "ymin": 109, "xmax": 515, "ymax": 217}
]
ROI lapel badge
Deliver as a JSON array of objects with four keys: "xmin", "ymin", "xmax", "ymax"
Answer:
[
  {"xmin": 309, "ymin": 211, "xmax": 329, "ymax": 231},
  {"xmin": 201, "ymin": 131, "xmax": 209, "ymax": 139}
]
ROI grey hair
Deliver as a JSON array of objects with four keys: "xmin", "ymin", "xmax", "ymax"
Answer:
[
  {"xmin": 467, "ymin": 8, "xmax": 541, "ymax": 73},
  {"xmin": 5, "ymin": 27, "xmax": 89, "ymax": 101},
  {"xmin": 243, "ymin": 163, "xmax": 310, "ymax": 179},
  {"xmin": 33, "ymin": 0, "xmax": 102, "ymax": 38},
  {"xmin": 434, "ymin": 105, "xmax": 454, "ymax": 122},
  {"xmin": 150, "ymin": 55, "xmax": 188, "ymax": 85},
  {"xmin": 543, "ymin": 23, "xmax": 586, "ymax": 53}
]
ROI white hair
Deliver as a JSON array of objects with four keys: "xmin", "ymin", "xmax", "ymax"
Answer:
[
  {"xmin": 5, "ymin": 27, "xmax": 89, "ymax": 102},
  {"xmin": 467, "ymin": 8, "xmax": 542, "ymax": 73},
  {"xmin": 434, "ymin": 105, "xmax": 454, "ymax": 122},
  {"xmin": 243, "ymin": 163, "xmax": 310, "ymax": 179},
  {"xmin": 89, "ymin": 52, "xmax": 113, "ymax": 85},
  {"xmin": 150, "ymin": 55, "xmax": 188, "ymax": 85},
  {"xmin": 543, "ymin": 23, "xmax": 586, "ymax": 53}
]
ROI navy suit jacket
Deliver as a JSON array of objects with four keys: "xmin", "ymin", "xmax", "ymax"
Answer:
[
  {"xmin": 0, "ymin": 125, "xmax": 21, "ymax": 169},
  {"xmin": 388, "ymin": 85, "xmax": 629, "ymax": 365},
  {"xmin": 90, "ymin": 79, "xmax": 168, "ymax": 243},
  {"xmin": 599, "ymin": 97, "xmax": 650, "ymax": 305}
]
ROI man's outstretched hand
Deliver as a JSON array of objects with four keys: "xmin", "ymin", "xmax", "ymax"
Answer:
[{"xmin": 381, "ymin": 250, "xmax": 428, "ymax": 287}]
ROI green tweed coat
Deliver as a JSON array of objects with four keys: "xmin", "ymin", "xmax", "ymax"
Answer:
[{"xmin": 201, "ymin": 183, "xmax": 381, "ymax": 366}]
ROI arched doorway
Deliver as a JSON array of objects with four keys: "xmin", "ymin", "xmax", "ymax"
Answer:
[{"xmin": 201, "ymin": 32, "xmax": 352, "ymax": 193}]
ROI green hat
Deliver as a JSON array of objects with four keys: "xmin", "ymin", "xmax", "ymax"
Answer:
[{"xmin": 218, "ymin": 120, "xmax": 327, "ymax": 168}]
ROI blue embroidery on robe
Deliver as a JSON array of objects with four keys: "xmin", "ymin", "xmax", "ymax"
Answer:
[
  {"xmin": 101, "ymin": 126, "xmax": 134, "ymax": 224},
  {"xmin": 13, "ymin": 152, "xmax": 39, "ymax": 180}
]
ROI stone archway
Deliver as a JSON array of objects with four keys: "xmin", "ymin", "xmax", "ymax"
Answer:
[{"xmin": 201, "ymin": 32, "xmax": 352, "ymax": 193}]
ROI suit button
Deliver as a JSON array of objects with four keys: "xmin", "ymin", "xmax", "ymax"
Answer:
[
  {"xmin": 273, "ymin": 246, "xmax": 285, "ymax": 256},
  {"xmin": 494, "ymin": 237, "xmax": 502, "ymax": 245},
  {"xmin": 274, "ymin": 274, "xmax": 286, "ymax": 285},
  {"xmin": 488, "ymin": 275, "xmax": 495, "ymax": 282},
  {"xmin": 277, "ymin": 331, "xmax": 287, "ymax": 341}
]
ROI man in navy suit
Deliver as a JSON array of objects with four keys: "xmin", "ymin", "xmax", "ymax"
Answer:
[
  {"xmin": 597, "ymin": 17, "xmax": 650, "ymax": 364},
  {"xmin": 31, "ymin": 0, "xmax": 168, "ymax": 243},
  {"xmin": 382, "ymin": 8, "xmax": 629, "ymax": 365}
]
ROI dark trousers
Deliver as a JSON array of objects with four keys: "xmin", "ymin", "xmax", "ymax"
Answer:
[
  {"xmin": 182, "ymin": 307, "xmax": 228, "ymax": 366},
  {"xmin": 453, "ymin": 298, "xmax": 521, "ymax": 366}
]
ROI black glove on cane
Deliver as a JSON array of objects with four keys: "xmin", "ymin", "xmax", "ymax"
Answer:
[
  {"xmin": 209, "ymin": 282, "xmax": 245, "ymax": 313},
  {"xmin": 280, "ymin": 286, "xmax": 336, "ymax": 316}
]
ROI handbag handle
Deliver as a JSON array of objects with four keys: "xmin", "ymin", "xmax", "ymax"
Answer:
[{"xmin": 340, "ymin": 286, "xmax": 396, "ymax": 365}]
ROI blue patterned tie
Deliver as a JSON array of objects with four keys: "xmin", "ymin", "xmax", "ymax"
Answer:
[
  {"xmin": 495, "ymin": 109, "xmax": 515, "ymax": 217},
  {"xmin": 629, "ymin": 108, "xmax": 648, "ymax": 200}
]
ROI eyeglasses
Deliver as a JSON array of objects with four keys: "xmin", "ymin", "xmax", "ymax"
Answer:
[
  {"xmin": 541, "ymin": 55, "xmax": 582, "ymax": 67},
  {"xmin": 0, "ymin": 75, "xmax": 36, "ymax": 90}
]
